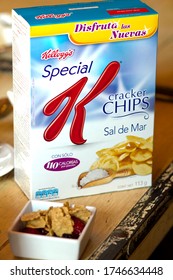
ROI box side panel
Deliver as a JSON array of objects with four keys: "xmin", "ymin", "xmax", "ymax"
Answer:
[{"xmin": 12, "ymin": 10, "xmax": 32, "ymax": 199}]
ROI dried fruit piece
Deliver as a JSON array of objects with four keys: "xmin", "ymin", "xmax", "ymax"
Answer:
[
  {"xmin": 22, "ymin": 227, "xmax": 48, "ymax": 235},
  {"xmin": 72, "ymin": 216, "xmax": 85, "ymax": 236}
]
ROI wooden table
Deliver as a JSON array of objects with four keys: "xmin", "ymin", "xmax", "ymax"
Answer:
[{"xmin": 0, "ymin": 0, "xmax": 173, "ymax": 260}]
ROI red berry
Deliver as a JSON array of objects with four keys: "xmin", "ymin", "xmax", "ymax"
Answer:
[
  {"xmin": 22, "ymin": 227, "xmax": 41, "ymax": 235},
  {"xmin": 22, "ymin": 227, "xmax": 48, "ymax": 235},
  {"xmin": 72, "ymin": 216, "xmax": 85, "ymax": 237}
]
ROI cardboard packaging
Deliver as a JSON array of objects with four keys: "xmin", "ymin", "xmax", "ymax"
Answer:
[{"xmin": 12, "ymin": 0, "xmax": 158, "ymax": 200}]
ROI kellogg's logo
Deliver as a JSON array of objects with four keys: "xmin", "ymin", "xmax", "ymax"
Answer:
[
  {"xmin": 35, "ymin": 13, "xmax": 72, "ymax": 20},
  {"xmin": 41, "ymin": 49, "xmax": 74, "ymax": 60}
]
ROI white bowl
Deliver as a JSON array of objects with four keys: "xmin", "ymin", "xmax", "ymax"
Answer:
[{"xmin": 8, "ymin": 200, "xmax": 96, "ymax": 260}]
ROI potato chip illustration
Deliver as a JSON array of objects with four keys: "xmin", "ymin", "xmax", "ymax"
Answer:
[
  {"xmin": 132, "ymin": 161, "xmax": 152, "ymax": 175},
  {"xmin": 96, "ymin": 148, "xmax": 116, "ymax": 157},
  {"xmin": 88, "ymin": 135, "xmax": 153, "ymax": 182},
  {"xmin": 126, "ymin": 135, "xmax": 147, "ymax": 145},
  {"xmin": 130, "ymin": 148, "xmax": 152, "ymax": 162},
  {"xmin": 118, "ymin": 152, "xmax": 130, "ymax": 161},
  {"xmin": 90, "ymin": 154, "xmax": 119, "ymax": 171},
  {"xmin": 139, "ymin": 141, "xmax": 153, "ymax": 152},
  {"xmin": 113, "ymin": 142, "xmax": 137, "ymax": 155}
]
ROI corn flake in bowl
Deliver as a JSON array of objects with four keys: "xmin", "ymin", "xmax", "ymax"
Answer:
[{"xmin": 8, "ymin": 200, "xmax": 96, "ymax": 260}]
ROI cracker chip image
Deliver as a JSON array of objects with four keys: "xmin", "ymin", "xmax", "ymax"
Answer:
[
  {"xmin": 130, "ymin": 148, "xmax": 152, "ymax": 162},
  {"xmin": 126, "ymin": 135, "xmax": 147, "ymax": 145},
  {"xmin": 96, "ymin": 148, "xmax": 116, "ymax": 157},
  {"xmin": 91, "ymin": 154, "xmax": 119, "ymax": 171},
  {"xmin": 118, "ymin": 152, "xmax": 130, "ymax": 161},
  {"xmin": 79, "ymin": 135, "xmax": 153, "ymax": 188},
  {"xmin": 139, "ymin": 141, "xmax": 153, "ymax": 152},
  {"xmin": 132, "ymin": 161, "xmax": 152, "ymax": 175},
  {"xmin": 113, "ymin": 142, "xmax": 137, "ymax": 155}
]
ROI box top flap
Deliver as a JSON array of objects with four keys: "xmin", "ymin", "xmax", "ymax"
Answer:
[{"xmin": 13, "ymin": 0, "xmax": 158, "ymax": 26}]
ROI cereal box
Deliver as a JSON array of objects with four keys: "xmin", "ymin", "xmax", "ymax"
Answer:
[{"xmin": 12, "ymin": 0, "xmax": 158, "ymax": 200}]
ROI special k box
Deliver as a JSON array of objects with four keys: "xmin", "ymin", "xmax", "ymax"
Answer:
[{"xmin": 12, "ymin": 1, "xmax": 158, "ymax": 200}]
